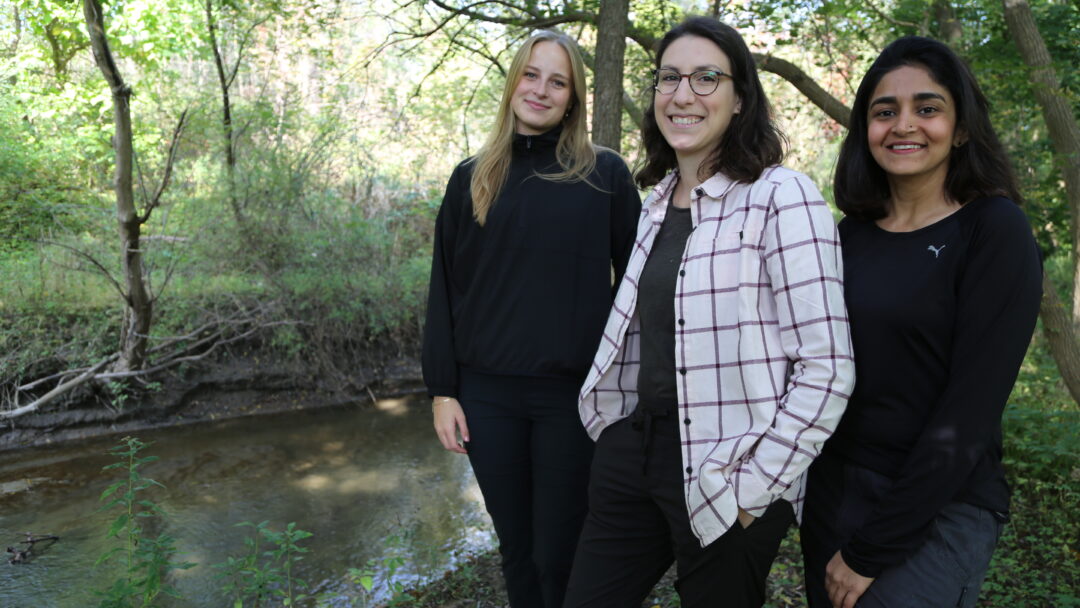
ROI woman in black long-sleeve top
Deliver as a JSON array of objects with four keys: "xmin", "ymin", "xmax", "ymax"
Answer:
[
  {"xmin": 800, "ymin": 37, "xmax": 1042, "ymax": 608},
  {"xmin": 421, "ymin": 30, "xmax": 640, "ymax": 608}
]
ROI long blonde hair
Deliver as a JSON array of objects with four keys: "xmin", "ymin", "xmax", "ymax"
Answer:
[{"xmin": 470, "ymin": 31, "xmax": 597, "ymax": 225}]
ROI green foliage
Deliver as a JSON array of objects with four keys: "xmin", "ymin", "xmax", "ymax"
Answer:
[
  {"xmin": 984, "ymin": 404, "xmax": 1080, "ymax": 605},
  {"xmin": 336, "ymin": 527, "xmax": 428, "ymax": 607},
  {"xmin": 0, "ymin": 80, "xmax": 95, "ymax": 250},
  {"xmin": 214, "ymin": 520, "xmax": 313, "ymax": 607},
  {"xmin": 95, "ymin": 436, "xmax": 194, "ymax": 607},
  {"xmin": 0, "ymin": 282, "xmax": 119, "ymax": 395},
  {"xmin": 993, "ymin": 330, "xmax": 1080, "ymax": 604}
]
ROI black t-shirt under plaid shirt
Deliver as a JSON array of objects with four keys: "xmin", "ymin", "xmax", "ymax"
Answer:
[{"xmin": 637, "ymin": 202, "xmax": 693, "ymax": 413}]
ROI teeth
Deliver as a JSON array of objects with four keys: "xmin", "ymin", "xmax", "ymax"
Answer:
[
  {"xmin": 672, "ymin": 116, "xmax": 702, "ymax": 125},
  {"xmin": 891, "ymin": 144, "xmax": 923, "ymax": 150}
]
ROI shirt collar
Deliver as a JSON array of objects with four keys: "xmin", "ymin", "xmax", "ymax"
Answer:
[
  {"xmin": 646, "ymin": 170, "xmax": 740, "ymax": 209},
  {"xmin": 646, "ymin": 172, "xmax": 679, "ymax": 208},
  {"xmin": 695, "ymin": 172, "xmax": 739, "ymax": 200}
]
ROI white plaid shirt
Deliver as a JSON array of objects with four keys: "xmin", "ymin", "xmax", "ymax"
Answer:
[{"xmin": 579, "ymin": 166, "xmax": 854, "ymax": 546}]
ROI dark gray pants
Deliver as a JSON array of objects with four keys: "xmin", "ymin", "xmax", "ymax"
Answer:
[{"xmin": 801, "ymin": 453, "xmax": 1003, "ymax": 608}]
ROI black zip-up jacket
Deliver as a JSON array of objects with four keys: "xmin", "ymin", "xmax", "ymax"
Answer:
[{"xmin": 422, "ymin": 127, "xmax": 641, "ymax": 397}]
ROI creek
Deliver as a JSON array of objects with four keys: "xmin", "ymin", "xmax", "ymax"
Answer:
[{"xmin": 0, "ymin": 395, "xmax": 493, "ymax": 606}]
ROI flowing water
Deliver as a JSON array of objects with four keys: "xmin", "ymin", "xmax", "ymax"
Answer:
[{"xmin": 0, "ymin": 395, "xmax": 493, "ymax": 606}]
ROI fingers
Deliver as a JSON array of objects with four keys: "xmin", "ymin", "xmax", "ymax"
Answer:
[
  {"xmin": 433, "ymin": 398, "xmax": 468, "ymax": 454},
  {"xmin": 455, "ymin": 409, "xmax": 470, "ymax": 445}
]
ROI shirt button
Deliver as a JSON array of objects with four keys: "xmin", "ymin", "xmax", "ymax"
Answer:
[
  {"xmin": 683, "ymin": 418, "xmax": 691, "ymax": 425},
  {"xmin": 694, "ymin": 188, "xmax": 704, "ymax": 197},
  {"xmin": 678, "ymin": 318, "xmax": 685, "ymax": 326},
  {"xmin": 679, "ymin": 368, "xmax": 687, "ymax": 375},
  {"xmin": 679, "ymin": 270, "xmax": 686, "ymax": 277},
  {"xmin": 685, "ymin": 466, "xmax": 693, "ymax": 474}
]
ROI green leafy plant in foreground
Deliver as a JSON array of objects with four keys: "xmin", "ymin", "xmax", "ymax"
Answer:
[
  {"xmin": 96, "ymin": 436, "xmax": 193, "ymax": 607},
  {"xmin": 337, "ymin": 528, "xmax": 420, "ymax": 607},
  {"xmin": 215, "ymin": 520, "xmax": 313, "ymax": 607}
]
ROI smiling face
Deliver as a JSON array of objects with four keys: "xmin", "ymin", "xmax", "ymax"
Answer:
[
  {"xmin": 654, "ymin": 34, "xmax": 740, "ymax": 170},
  {"xmin": 510, "ymin": 41, "xmax": 573, "ymax": 136},
  {"xmin": 867, "ymin": 64, "xmax": 965, "ymax": 189}
]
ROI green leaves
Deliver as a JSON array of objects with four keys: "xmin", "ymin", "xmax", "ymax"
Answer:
[
  {"xmin": 95, "ymin": 436, "xmax": 192, "ymax": 607},
  {"xmin": 214, "ymin": 519, "xmax": 313, "ymax": 606}
]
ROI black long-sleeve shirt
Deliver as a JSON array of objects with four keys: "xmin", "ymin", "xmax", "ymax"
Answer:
[
  {"xmin": 828, "ymin": 196, "xmax": 1042, "ymax": 577},
  {"xmin": 422, "ymin": 128, "xmax": 641, "ymax": 398}
]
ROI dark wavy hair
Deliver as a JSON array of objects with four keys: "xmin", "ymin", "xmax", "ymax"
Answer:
[
  {"xmin": 834, "ymin": 36, "xmax": 1021, "ymax": 220},
  {"xmin": 635, "ymin": 17, "xmax": 784, "ymax": 189}
]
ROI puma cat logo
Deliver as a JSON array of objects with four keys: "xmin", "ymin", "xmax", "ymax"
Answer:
[{"xmin": 928, "ymin": 244, "xmax": 946, "ymax": 258}]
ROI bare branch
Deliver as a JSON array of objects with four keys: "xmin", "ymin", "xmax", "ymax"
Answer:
[
  {"xmin": 429, "ymin": 0, "xmax": 591, "ymax": 30},
  {"xmin": 38, "ymin": 239, "xmax": 127, "ymax": 300},
  {"xmin": 16, "ymin": 353, "xmax": 121, "ymax": 392},
  {"xmin": 92, "ymin": 320, "xmax": 297, "ymax": 381},
  {"xmin": 140, "ymin": 109, "xmax": 190, "ymax": 224},
  {"xmin": 228, "ymin": 15, "xmax": 274, "ymax": 88},
  {"xmin": 1, "ymin": 358, "xmax": 111, "ymax": 420},
  {"xmin": 753, "ymin": 53, "xmax": 851, "ymax": 128},
  {"xmin": 861, "ymin": 0, "xmax": 921, "ymax": 30}
]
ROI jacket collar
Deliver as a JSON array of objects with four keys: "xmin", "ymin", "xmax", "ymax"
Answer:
[{"xmin": 512, "ymin": 125, "xmax": 563, "ymax": 152}]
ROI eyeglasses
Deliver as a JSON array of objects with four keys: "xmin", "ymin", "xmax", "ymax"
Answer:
[{"xmin": 653, "ymin": 68, "xmax": 731, "ymax": 96}]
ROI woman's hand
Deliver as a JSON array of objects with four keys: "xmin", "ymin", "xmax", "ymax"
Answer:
[
  {"xmin": 737, "ymin": 508, "xmax": 756, "ymax": 529},
  {"xmin": 433, "ymin": 396, "xmax": 469, "ymax": 454},
  {"xmin": 825, "ymin": 550, "xmax": 874, "ymax": 608}
]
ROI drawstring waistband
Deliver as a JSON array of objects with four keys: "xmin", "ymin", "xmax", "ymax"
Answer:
[{"xmin": 629, "ymin": 406, "xmax": 670, "ymax": 474}]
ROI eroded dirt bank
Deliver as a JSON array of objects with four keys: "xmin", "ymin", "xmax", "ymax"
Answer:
[{"xmin": 0, "ymin": 355, "xmax": 423, "ymax": 453}]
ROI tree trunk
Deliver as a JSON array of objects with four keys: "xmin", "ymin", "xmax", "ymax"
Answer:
[
  {"xmin": 1003, "ymin": 0, "xmax": 1080, "ymax": 403},
  {"xmin": 591, "ymin": 0, "xmax": 628, "ymax": 151},
  {"xmin": 205, "ymin": 0, "xmax": 241, "ymax": 221},
  {"xmin": 1037, "ymin": 273, "xmax": 1080, "ymax": 402},
  {"xmin": 934, "ymin": 0, "xmax": 962, "ymax": 45},
  {"xmin": 10, "ymin": 5, "xmax": 21, "ymax": 56},
  {"xmin": 82, "ymin": 0, "xmax": 151, "ymax": 373}
]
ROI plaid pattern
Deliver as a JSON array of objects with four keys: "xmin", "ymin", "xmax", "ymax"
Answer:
[{"xmin": 579, "ymin": 167, "xmax": 854, "ymax": 546}]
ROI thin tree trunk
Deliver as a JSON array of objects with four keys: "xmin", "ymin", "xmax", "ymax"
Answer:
[
  {"xmin": 82, "ymin": 0, "xmax": 151, "ymax": 373},
  {"xmin": 592, "ymin": 0, "xmax": 628, "ymax": 151},
  {"xmin": 1003, "ymin": 0, "xmax": 1080, "ymax": 403},
  {"xmin": 10, "ymin": 5, "xmax": 21, "ymax": 56},
  {"xmin": 934, "ymin": 0, "xmax": 962, "ymax": 46},
  {"xmin": 1038, "ymin": 273, "xmax": 1080, "ymax": 402},
  {"xmin": 206, "ymin": 0, "xmax": 241, "ymax": 220}
]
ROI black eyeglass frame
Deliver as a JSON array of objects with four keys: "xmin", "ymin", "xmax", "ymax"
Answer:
[{"xmin": 652, "ymin": 68, "xmax": 732, "ymax": 96}]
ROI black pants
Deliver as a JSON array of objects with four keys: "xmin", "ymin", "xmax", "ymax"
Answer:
[
  {"xmin": 459, "ymin": 369, "xmax": 595, "ymax": 608},
  {"xmin": 564, "ymin": 412, "xmax": 793, "ymax": 608}
]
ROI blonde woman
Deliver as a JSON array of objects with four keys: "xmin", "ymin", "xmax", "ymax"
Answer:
[{"xmin": 421, "ymin": 31, "xmax": 641, "ymax": 608}]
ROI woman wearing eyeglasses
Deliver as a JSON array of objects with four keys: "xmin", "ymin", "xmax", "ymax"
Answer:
[
  {"xmin": 422, "ymin": 31, "xmax": 641, "ymax": 608},
  {"xmin": 563, "ymin": 17, "xmax": 853, "ymax": 608}
]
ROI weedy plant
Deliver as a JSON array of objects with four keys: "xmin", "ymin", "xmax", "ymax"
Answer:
[
  {"xmin": 215, "ymin": 520, "xmax": 313, "ymax": 607},
  {"xmin": 95, "ymin": 436, "xmax": 193, "ymax": 607},
  {"xmin": 335, "ymin": 528, "xmax": 419, "ymax": 607}
]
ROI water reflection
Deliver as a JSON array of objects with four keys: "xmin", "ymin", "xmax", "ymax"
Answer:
[{"xmin": 0, "ymin": 395, "xmax": 493, "ymax": 606}]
